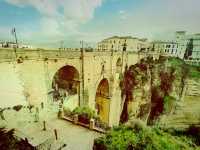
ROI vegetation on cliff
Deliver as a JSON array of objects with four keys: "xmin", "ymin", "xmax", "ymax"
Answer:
[
  {"xmin": 93, "ymin": 122, "xmax": 199, "ymax": 150},
  {"xmin": 94, "ymin": 56, "xmax": 200, "ymax": 150},
  {"xmin": 120, "ymin": 58, "xmax": 150, "ymax": 123},
  {"xmin": 148, "ymin": 56, "xmax": 200, "ymax": 124}
]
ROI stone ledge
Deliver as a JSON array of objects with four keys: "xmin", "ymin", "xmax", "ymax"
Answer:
[{"xmin": 61, "ymin": 116, "xmax": 106, "ymax": 134}]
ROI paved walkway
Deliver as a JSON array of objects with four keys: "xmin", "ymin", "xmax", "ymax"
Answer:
[{"xmin": 0, "ymin": 104, "xmax": 103, "ymax": 150}]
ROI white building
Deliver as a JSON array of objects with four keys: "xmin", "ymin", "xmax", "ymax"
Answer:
[
  {"xmin": 0, "ymin": 41, "xmax": 33, "ymax": 49},
  {"xmin": 176, "ymin": 31, "xmax": 200, "ymax": 60},
  {"xmin": 19, "ymin": 44, "xmax": 33, "ymax": 49},
  {"xmin": 97, "ymin": 36, "xmax": 150, "ymax": 52},
  {"xmin": 151, "ymin": 41, "xmax": 178, "ymax": 57},
  {"xmin": 0, "ymin": 42, "xmax": 17, "ymax": 48}
]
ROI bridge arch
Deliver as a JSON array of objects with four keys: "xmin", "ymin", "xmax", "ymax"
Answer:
[
  {"xmin": 95, "ymin": 78, "xmax": 110, "ymax": 124},
  {"xmin": 51, "ymin": 65, "xmax": 80, "ymax": 108}
]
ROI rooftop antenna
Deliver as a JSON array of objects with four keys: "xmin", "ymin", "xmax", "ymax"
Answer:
[
  {"xmin": 80, "ymin": 40, "xmax": 85, "ymax": 105},
  {"xmin": 11, "ymin": 28, "xmax": 18, "ymax": 48},
  {"xmin": 11, "ymin": 27, "xmax": 18, "ymax": 58}
]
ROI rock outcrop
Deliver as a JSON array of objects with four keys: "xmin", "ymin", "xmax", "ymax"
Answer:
[{"xmin": 121, "ymin": 57, "xmax": 200, "ymax": 130}]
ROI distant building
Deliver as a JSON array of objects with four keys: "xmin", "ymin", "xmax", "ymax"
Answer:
[
  {"xmin": 97, "ymin": 36, "xmax": 150, "ymax": 52},
  {"xmin": 19, "ymin": 44, "xmax": 33, "ymax": 49},
  {"xmin": 150, "ymin": 31, "xmax": 200, "ymax": 60},
  {"xmin": 0, "ymin": 41, "xmax": 17, "ymax": 48},
  {"xmin": 151, "ymin": 41, "xmax": 178, "ymax": 57},
  {"xmin": 0, "ymin": 41, "xmax": 33, "ymax": 49},
  {"xmin": 176, "ymin": 31, "xmax": 200, "ymax": 60}
]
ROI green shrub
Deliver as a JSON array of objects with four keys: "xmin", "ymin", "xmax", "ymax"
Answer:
[
  {"xmin": 95, "ymin": 126, "xmax": 137, "ymax": 150},
  {"xmin": 72, "ymin": 106, "xmax": 97, "ymax": 120},
  {"xmin": 168, "ymin": 57, "xmax": 184, "ymax": 67},
  {"xmin": 94, "ymin": 125, "xmax": 198, "ymax": 150}
]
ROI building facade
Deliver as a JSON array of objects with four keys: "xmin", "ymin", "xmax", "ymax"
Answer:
[
  {"xmin": 97, "ymin": 36, "xmax": 150, "ymax": 52},
  {"xmin": 0, "ymin": 41, "xmax": 18, "ymax": 48},
  {"xmin": 176, "ymin": 31, "xmax": 200, "ymax": 60},
  {"xmin": 151, "ymin": 41, "xmax": 178, "ymax": 57},
  {"xmin": 150, "ymin": 31, "xmax": 200, "ymax": 60},
  {"xmin": 0, "ymin": 41, "xmax": 33, "ymax": 49},
  {"xmin": 19, "ymin": 44, "xmax": 33, "ymax": 49}
]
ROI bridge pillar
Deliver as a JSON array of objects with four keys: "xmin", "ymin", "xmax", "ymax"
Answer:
[
  {"xmin": 108, "ymin": 73, "xmax": 122, "ymax": 126},
  {"xmin": 79, "ymin": 78, "xmax": 85, "ymax": 106}
]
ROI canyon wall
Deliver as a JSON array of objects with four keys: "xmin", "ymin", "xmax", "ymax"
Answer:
[{"xmin": 122, "ymin": 57, "xmax": 200, "ymax": 130}]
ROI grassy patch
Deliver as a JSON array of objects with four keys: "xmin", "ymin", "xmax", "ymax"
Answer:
[
  {"xmin": 167, "ymin": 57, "xmax": 200, "ymax": 79},
  {"xmin": 163, "ymin": 96, "xmax": 176, "ymax": 114},
  {"xmin": 188, "ymin": 66, "xmax": 200, "ymax": 79},
  {"xmin": 168, "ymin": 57, "xmax": 184, "ymax": 67}
]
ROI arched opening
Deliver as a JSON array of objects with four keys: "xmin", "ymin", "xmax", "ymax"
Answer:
[
  {"xmin": 52, "ymin": 65, "xmax": 80, "ymax": 109},
  {"xmin": 95, "ymin": 79, "xmax": 110, "ymax": 124},
  {"xmin": 116, "ymin": 58, "xmax": 122, "ymax": 73}
]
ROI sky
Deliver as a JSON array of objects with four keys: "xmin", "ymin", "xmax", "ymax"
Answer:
[{"xmin": 0, "ymin": 0, "xmax": 200, "ymax": 49}]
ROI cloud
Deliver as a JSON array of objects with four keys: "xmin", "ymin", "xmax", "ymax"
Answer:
[
  {"xmin": 5, "ymin": 0, "xmax": 59, "ymax": 17},
  {"xmin": 119, "ymin": 10, "xmax": 125, "ymax": 14},
  {"xmin": 4, "ymin": 0, "xmax": 103, "ymax": 48},
  {"xmin": 3, "ymin": 0, "xmax": 200, "ymax": 47},
  {"xmin": 62, "ymin": 0, "xmax": 102, "ymax": 23},
  {"xmin": 128, "ymin": 0, "xmax": 200, "ymax": 39},
  {"xmin": 94, "ymin": 0, "xmax": 200, "ymax": 41},
  {"xmin": 5, "ymin": 0, "xmax": 102, "ymax": 23},
  {"xmin": 119, "ymin": 10, "xmax": 128, "ymax": 20}
]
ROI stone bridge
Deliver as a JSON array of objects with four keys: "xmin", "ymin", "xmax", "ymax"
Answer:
[{"xmin": 0, "ymin": 49, "xmax": 158, "ymax": 126}]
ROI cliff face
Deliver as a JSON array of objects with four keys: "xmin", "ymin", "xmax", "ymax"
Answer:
[
  {"xmin": 156, "ymin": 58, "xmax": 200, "ymax": 130},
  {"xmin": 121, "ymin": 57, "xmax": 200, "ymax": 130},
  {"xmin": 119, "ymin": 59, "xmax": 152, "ymax": 123},
  {"xmin": 158, "ymin": 78, "xmax": 200, "ymax": 130}
]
